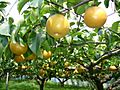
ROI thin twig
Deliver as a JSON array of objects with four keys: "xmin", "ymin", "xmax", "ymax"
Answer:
[
  {"xmin": 108, "ymin": 9, "xmax": 120, "ymax": 17},
  {"xmin": 6, "ymin": 0, "xmax": 18, "ymax": 17},
  {"xmin": 58, "ymin": 41, "xmax": 106, "ymax": 47},
  {"xmin": 61, "ymin": 0, "xmax": 93, "ymax": 13}
]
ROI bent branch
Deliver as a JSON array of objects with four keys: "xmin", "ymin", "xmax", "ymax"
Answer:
[{"xmin": 93, "ymin": 48, "xmax": 120, "ymax": 67}]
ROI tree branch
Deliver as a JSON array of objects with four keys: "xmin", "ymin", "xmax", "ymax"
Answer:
[
  {"xmin": 35, "ymin": 77, "xmax": 40, "ymax": 85},
  {"xmin": 72, "ymin": 42, "xmax": 106, "ymax": 46},
  {"xmin": 37, "ymin": 75, "xmax": 42, "ymax": 81},
  {"xmin": 101, "ymin": 74, "xmax": 113, "ymax": 84},
  {"xmin": 6, "ymin": 0, "xmax": 17, "ymax": 17},
  {"xmin": 61, "ymin": 0, "xmax": 93, "ymax": 13},
  {"xmin": 77, "ymin": 60, "xmax": 88, "ymax": 69},
  {"xmin": 73, "ymin": 0, "xmax": 93, "ymax": 8},
  {"xmin": 113, "ymin": 81, "xmax": 120, "ymax": 88},
  {"xmin": 108, "ymin": 79, "xmax": 120, "ymax": 90},
  {"xmin": 93, "ymin": 48, "xmax": 120, "ymax": 67},
  {"xmin": 58, "ymin": 41, "xmax": 106, "ymax": 47},
  {"xmin": 108, "ymin": 9, "xmax": 120, "ymax": 17},
  {"xmin": 45, "ymin": 0, "xmax": 93, "ymax": 13}
]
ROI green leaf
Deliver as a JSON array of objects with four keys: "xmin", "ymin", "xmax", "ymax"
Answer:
[
  {"xmin": 71, "ymin": 32, "xmax": 82, "ymax": 37},
  {"xmin": 93, "ymin": 0, "xmax": 101, "ymax": 6},
  {"xmin": 3, "ymin": 45, "xmax": 12, "ymax": 60},
  {"xmin": 0, "ymin": 42, "xmax": 4, "ymax": 58},
  {"xmin": 30, "ymin": 0, "xmax": 43, "ymax": 7},
  {"xmin": 42, "ymin": 40, "xmax": 51, "ymax": 51},
  {"xmin": 0, "ymin": 1, "xmax": 9, "ymax": 9},
  {"xmin": 28, "ymin": 30, "xmax": 45, "ymax": 55},
  {"xmin": 0, "ymin": 15, "xmax": 4, "ymax": 23},
  {"xmin": 111, "ymin": 21, "xmax": 120, "ymax": 31},
  {"xmin": 66, "ymin": 36, "xmax": 72, "ymax": 44},
  {"xmin": 17, "ymin": 0, "xmax": 29, "ymax": 13},
  {"xmin": 0, "ymin": 36, "xmax": 8, "ymax": 47},
  {"xmin": 40, "ymin": 5, "xmax": 50, "ymax": 15},
  {"xmin": 30, "ymin": 13, "xmax": 37, "ymax": 24},
  {"xmin": 67, "ymin": 0, "xmax": 82, "ymax": 8},
  {"xmin": 76, "ymin": 4, "xmax": 88, "ymax": 14},
  {"xmin": 67, "ymin": 0, "xmax": 82, "ymax": 4},
  {"xmin": 29, "ymin": 8, "xmax": 38, "ymax": 23},
  {"xmin": 0, "ymin": 35, "xmax": 8, "ymax": 58},
  {"xmin": 104, "ymin": 0, "xmax": 110, "ymax": 8},
  {"xmin": 46, "ymin": 34, "xmax": 55, "ymax": 46},
  {"xmin": 8, "ymin": 17, "xmax": 14, "ymax": 24}
]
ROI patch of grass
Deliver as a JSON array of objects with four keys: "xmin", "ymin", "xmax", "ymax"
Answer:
[
  {"xmin": 9, "ymin": 81, "xmax": 38, "ymax": 90},
  {"xmin": 45, "ymin": 81, "xmax": 89, "ymax": 90},
  {"xmin": 0, "ymin": 80, "xmax": 90, "ymax": 90},
  {"xmin": 0, "ymin": 80, "xmax": 38, "ymax": 90}
]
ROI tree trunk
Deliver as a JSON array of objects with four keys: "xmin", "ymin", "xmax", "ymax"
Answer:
[
  {"xmin": 94, "ymin": 79, "xmax": 104, "ymax": 90},
  {"xmin": 60, "ymin": 82, "xmax": 64, "ymax": 87},
  {"xmin": 40, "ymin": 79, "xmax": 45, "ymax": 90},
  {"xmin": 35, "ymin": 76, "xmax": 46, "ymax": 90},
  {"xmin": 57, "ymin": 78, "xmax": 68, "ymax": 87}
]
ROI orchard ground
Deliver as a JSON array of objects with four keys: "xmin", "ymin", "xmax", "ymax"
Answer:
[
  {"xmin": 0, "ymin": 77, "xmax": 111, "ymax": 90},
  {"xmin": 0, "ymin": 79, "xmax": 90, "ymax": 90}
]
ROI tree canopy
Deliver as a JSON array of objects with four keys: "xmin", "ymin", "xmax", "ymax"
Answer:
[{"xmin": 0, "ymin": 0, "xmax": 120, "ymax": 90}]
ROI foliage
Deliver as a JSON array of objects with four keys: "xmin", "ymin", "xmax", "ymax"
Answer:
[{"xmin": 0, "ymin": 0, "xmax": 120, "ymax": 90}]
